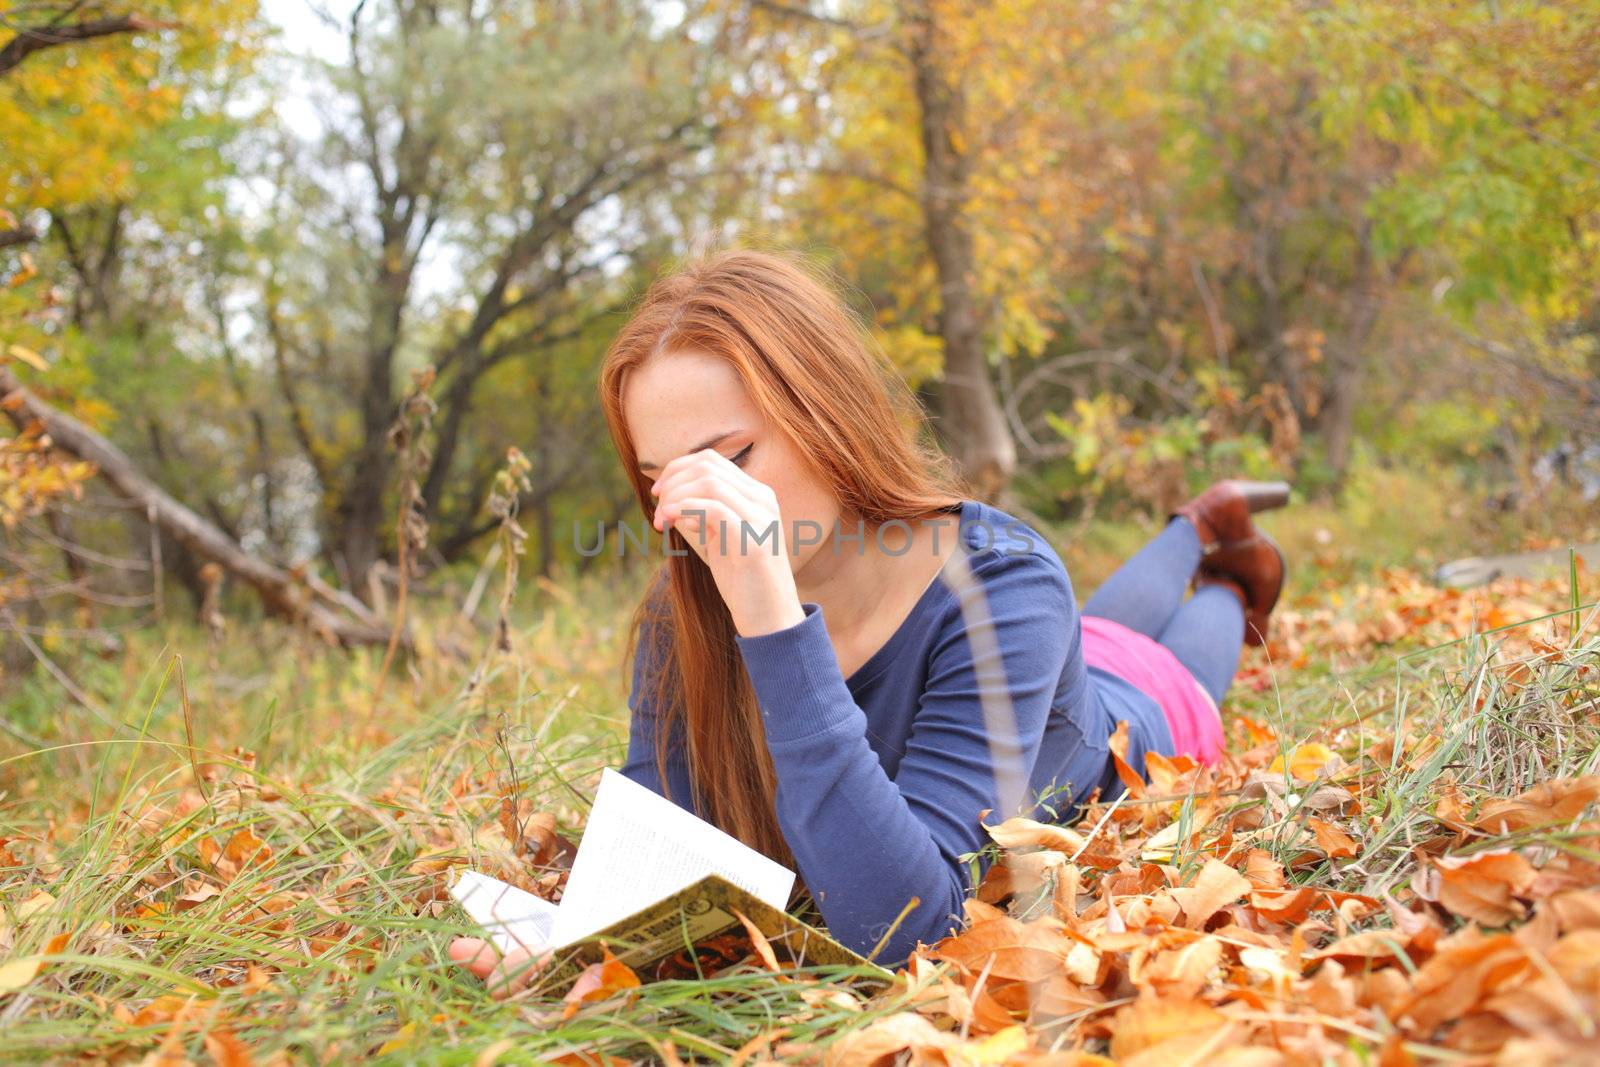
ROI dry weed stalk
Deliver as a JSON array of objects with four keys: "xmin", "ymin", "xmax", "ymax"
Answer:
[
  {"xmin": 368, "ymin": 367, "xmax": 437, "ymax": 723},
  {"xmin": 460, "ymin": 446, "xmax": 533, "ymax": 702}
]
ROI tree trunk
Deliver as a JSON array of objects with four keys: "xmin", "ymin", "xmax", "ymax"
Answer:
[
  {"xmin": 1319, "ymin": 225, "xmax": 1403, "ymax": 490},
  {"xmin": 1, "ymin": 368, "xmax": 396, "ymax": 647},
  {"xmin": 905, "ymin": 1, "xmax": 1015, "ymax": 502}
]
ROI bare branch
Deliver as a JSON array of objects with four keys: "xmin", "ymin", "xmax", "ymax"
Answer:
[{"xmin": 0, "ymin": 13, "xmax": 174, "ymax": 78}]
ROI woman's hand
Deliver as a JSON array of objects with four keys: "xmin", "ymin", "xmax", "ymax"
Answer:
[
  {"xmin": 649, "ymin": 447, "xmax": 805, "ymax": 637},
  {"xmin": 447, "ymin": 935, "xmax": 553, "ymax": 999}
]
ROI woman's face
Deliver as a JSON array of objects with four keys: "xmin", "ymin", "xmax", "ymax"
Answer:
[{"xmin": 623, "ymin": 347, "xmax": 845, "ymax": 576}]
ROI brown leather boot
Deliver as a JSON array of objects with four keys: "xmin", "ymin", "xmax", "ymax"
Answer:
[
  {"xmin": 1168, "ymin": 479, "xmax": 1292, "ymax": 554},
  {"xmin": 1195, "ymin": 531, "xmax": 1286, "ymax": 647}
]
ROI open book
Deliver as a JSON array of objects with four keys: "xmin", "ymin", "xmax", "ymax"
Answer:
[{"xmin": 448, "ymin": 769, "xmax": 890, "ymax": 990}]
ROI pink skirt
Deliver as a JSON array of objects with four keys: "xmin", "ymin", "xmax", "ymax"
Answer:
[{"xmin": 1080, "ymin": 614, "xmax": 1224, "ymax": 766}]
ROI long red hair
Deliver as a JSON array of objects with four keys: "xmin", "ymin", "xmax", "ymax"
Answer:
[{"xmin": 597, "ymin": 242, "xmax": 969, "ymax": 866}]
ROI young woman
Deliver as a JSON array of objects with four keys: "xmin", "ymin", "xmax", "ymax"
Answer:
[{"xmin": 449, "ymin": 247, "xmax": 1288, "ymax": 996}]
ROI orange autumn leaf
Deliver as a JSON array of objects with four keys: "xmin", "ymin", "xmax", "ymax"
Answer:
[
  {"xmin": 822, "ymin": 1012, "xmax": 957, "ymax": 1065},
  {"xmin": 1107, "ymin": 997, "xmax": 1228, "ymax": 1060},
  {"xmin": 1244, "ymin": 849, "xmax": 1287, "ymax": 891},
  {"xmin": 1107, "ymin": 720, "xmax": 1146, "ymax": 795},
  {"xmin": 931, "ymin": 914, "xmax": 1075, "ymax": 983},
  {"xmin": 1307, "ymin": 817, "xmax": 1359, "ymax": 859},
  {"xmin": 983, "ymin": 816, "xmax": 1089, "ymax": 855},
  {"xmin": 561, "ymin": 947, "xmax": 640, "ymax": 1020},
  {"xmin": 1268, "ymin": 742, "xmax": 1341, "ymax": 782},
  {"xmin": 1307, "ymin": 925, "xmax": 1435, "ymax": 971},
  {"xmin": 730, "ymin": 908, "xmax": 783, "ymax": 974},
  {"xmin": 1473, "ymin": 776, "xmax": 1600, "ymax": 834},
  {"xmin": 945, "ymin": 976, "xmax": 1021, "ymax": 1035},
  {"xmin": 1431, "ymin": 849, "xmax": 1538, "ymax": 926},
  {"xmin": 221, "ymin": 829, "xmax": 271, "ymax": 871},
  {"xmin": 1136, "ymin": 936, "xmax": 1223, "ymax": 999},
  {"xmin": 1142, "ymin": 751, "xmax": 1198, "ymax": 794},
  {"xmin": 1169, "ymin": 860, "xmax": 1251, "ymax": 930},
  {"xmin": 202, "ymin": 1028, "xmax": 256, "ymax": 1067},
  {"xmin": 200, "ymin": 829, "xmax": 273, "ymax": 883},
  {"xmin": 544, "ymin": 1051, "xmax": 635, "ymax": 1067},
  {"xmin": 1397, "ymin": 928, "xmax": 1529, "ymax": 1032},
  {"xmin": 1250, "ymin": 887, "xmax": 1320, "ymax": 926}
]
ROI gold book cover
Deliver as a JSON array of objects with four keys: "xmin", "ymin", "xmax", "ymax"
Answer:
[{"xmin": 522, "ymin": 874, "xmax": 892, "ymax": 992}]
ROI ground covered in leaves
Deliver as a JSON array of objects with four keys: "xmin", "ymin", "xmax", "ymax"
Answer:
[{"xmin": 2, "ymin": 551, "xmax": 1597, "ymax": 1065}]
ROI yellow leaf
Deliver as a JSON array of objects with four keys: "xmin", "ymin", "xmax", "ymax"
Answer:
[
  {"xmin": 1267, "ymin": 742, "xmax": 1340, "ymax": 782},
  {"xmin": 4, "ymin": 345, "xmax": 48, "ymax": 371},
  {"xmin": 17, "ymin": 890, "xmax": 55, "ymax": 922},
  {"xmin": 376, "ymin": 1021, "xmax": 417, "ymax": 1055},
  {"xmin": 0, "ymin": 955, "xmax": 43, "ymax": 994},
  {"xmin": 964, "ymin": 1024, "xmax": 1029, "ymax": 1064}
]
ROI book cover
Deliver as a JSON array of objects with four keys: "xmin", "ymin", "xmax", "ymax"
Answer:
[{"xmin": 447, "ymin": 769, "xmax": 894, "ymax": 992}]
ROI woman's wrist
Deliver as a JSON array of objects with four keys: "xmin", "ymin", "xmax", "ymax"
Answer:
[{"xmin": 732, "ymin": 590, "xmax": 807, "ymax": 637}]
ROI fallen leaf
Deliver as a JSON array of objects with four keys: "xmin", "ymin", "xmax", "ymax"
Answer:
[
  {"xmin": 203, "ymin": 1028, "xmax": 256, "ymax": 1067},
  {"xmin": 1473, "ymin": 776, "xmax": 1600, "ymax": 834},
  {"xmin": 730, "ymin": 909, "xmax": 782, "ymax": 974},
  {"xmin": 931, "ymin": 914, "xmax": 1075, "ymax": 982},
  {"xmin": 1170, "ymin": 860, "xmax": 1251, "ymax": 930},
  {"xmin": 375, "ymin": 1021, "xmax": 417, "ymax": 1056},
  {"xmin": 1137, "ymin": 936, "xmax": 1223, "ymax": 999},
  {"xmin": 561, "ymin": 947, "xmax": 640, "ymax": 1019},
  {"xmin": 1268, "ymin": 742, "xmax": 1341, "ymax": 782},
  {"xmin": 984, "ymin": 817, "xmax": 1088, "ymax": 855},
  {"xmin": 0, "ymin": 955, "xmax": 43, "ymax": 994},
  {"xmin": 821, "ymin": 1011, "xmax": 954, "ymax": 1066},
  {"xmin": 1108, "ymin": 997, "xmax": 1227, "ymax": 1060},
  {"xmin": 1432, "ymin": 850, "xmax": 1537, "ymax": 926},
  {"xmin": 1307, "ymin": 817, "xmax": 1359, "ymax": 859}
]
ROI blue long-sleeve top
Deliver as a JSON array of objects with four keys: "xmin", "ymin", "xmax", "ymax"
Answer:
[{"xmin": 619, "ymin": 497, "xmax": 1172, "ymax": 967}]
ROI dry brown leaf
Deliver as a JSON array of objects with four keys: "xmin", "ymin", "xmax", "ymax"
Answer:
[
  {"xmin": 203, "ymin": 1029, "xmax": 256, "ymax": 1067},
  {"xmin": 821, "ymin": 1011, "xmax": 955, "ymax": 1067},
  {"xmin": 561, "ymin": 947, "xmax": 640, "ymax": 1020},
  {"xmin": 1398, "ymin": 928, "xmax": 1528, "ymax": 1033},
  {"xmin": 1473, "ymin": 776, "xmax": 1600, "ymax": 834},
  {"xmin": 1306, "ymin": 818, "xmax": 1359, "ymax": 859},
  {"xmin": 1250, "ymin": 887, "xmax": 1319, "ymax": 926},
  {"xmin": 1244, "ymin": 850, "xmax": 1286, "ymax": 891},
  {"xmin": 1137, "ymin": 936, "xmax": 1223, "ymax": 999},
  {"xmin": 730, "ymin": 908, "xmax": 782, "ymax": 975},
  {"xmin": 1107, "ymin": 997, "xmax": 1227, "ymax": 1060},
  {"xmin": 931, "ymin": 914, "xmax": 1075, "ymax": 983},
  {"xmin": 1432, "ymin": 850, "xmax": 1538, "ymax": 926},
  {"xmin": 174, "ymin": 883, "xmax": 222, "ymax": 912},
  {"xmin": 984, "ymin": 817, "xmax": 1089, "ymax": 855},
  {"xmin": 1170, "ymin": 860, "xmax": 1251, "ymax": 930}
]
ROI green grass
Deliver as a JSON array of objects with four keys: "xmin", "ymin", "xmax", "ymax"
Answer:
[{"xmin": 2, "ymin": 470, "xmax": 1596, "ymax": 1063}]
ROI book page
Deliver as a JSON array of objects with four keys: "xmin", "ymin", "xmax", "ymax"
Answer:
[
  {"xmin": 448, "ymin": 869, "xmax": 560, "ymax": 956},
  {"xmin": 547, "ymin": 768, "xmax": 795, "ymax": 948}
]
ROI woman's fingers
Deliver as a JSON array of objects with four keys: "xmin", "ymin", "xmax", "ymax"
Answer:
[
  {"xmin": 487, "ymin": 947, "xmax": 551, "ymax": 999},
  {"xmin": 448, "ymin": 936, "xmax": 501, "ymax": 979},
  {"xmin": 651, "ymin": 450, "xmax": 775, "ymax": 528},
  {"xmin": 449, "ymin": 936, "xmax": 551, "ymax": 999}
]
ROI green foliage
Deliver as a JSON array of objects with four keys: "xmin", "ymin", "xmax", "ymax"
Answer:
[{"xmin": 1044, "ymin": 370, "xmax": 1284, "ymax": 511}]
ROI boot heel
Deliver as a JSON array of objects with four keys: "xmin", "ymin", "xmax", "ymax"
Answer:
[{"xmin": 1237, "ymin": 480, "xmax": 1291, "ymax": 514}]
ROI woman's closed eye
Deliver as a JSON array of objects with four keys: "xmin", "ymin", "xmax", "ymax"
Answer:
[{"xmin": 730, "ymin": 443, "xmax": 753, "ymax": 467}]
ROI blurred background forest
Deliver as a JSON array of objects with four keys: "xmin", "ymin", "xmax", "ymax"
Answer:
[
  {"xmin": 2, "ymin": 5, "xmax": 1600, "ymax": 1061},
  {"xmin": 1, "ymin": 0, "xmax": 1596, "ymax": 701}
]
